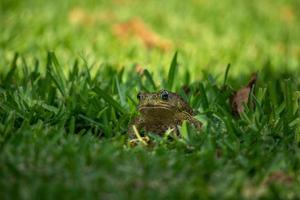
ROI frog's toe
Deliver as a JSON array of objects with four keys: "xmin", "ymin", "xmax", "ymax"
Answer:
[{"xmin": 128, "ymin": 136, "xmax": 150, "ymax": 147}]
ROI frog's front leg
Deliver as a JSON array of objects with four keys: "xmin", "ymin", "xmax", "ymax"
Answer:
[
  {"xmin": 176, "ymin": 112, "xmax": 202, "ymax": 130},
  {"xmin": 127, "ymin": 116, "xmax": 143, "ymax": 138},
  {"xmin": 127, "ymin": 117, "xmax": 150, "ymax": 146}
]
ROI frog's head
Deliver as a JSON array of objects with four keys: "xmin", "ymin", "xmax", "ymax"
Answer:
[{"xmin": 137, "ymin": 89, "xmax": 193, "ymax": 117}]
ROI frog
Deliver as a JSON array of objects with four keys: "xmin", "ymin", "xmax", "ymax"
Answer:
[{"xmin": 128, "ymin": 89, "xmax": 202, "ymax": 139}]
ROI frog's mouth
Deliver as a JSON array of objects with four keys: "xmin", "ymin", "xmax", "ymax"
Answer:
[{"xmin": 138, "ymin": 104, "xmax": 178, "ymax": 117}]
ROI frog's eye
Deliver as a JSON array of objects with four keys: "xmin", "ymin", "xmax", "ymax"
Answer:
[
  {"xmin": 137, "ymin": 92, "xmax": 143, "ymax": 100},
  {"xmin": 160, "ymin": 90, "xmax": 169, "ymax": 101}
]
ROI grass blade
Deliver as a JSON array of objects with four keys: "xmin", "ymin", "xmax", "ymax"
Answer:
[
  {"xmin": 115, "ymin": 76, "xmax": 125, "ymax": 106},
  {"xmin": 199, "ymin": 82, "xmax": 209, "ymax": 110},
  {"xmin": 143, "ymin": 69, "xmax": 157, "ymax": 91},
  {"xmin": 166, "ymin": 51, "xmax": 178, "ymax": 91},
  {"xmin": 223, "ymin": 63, "xmax": 231, "ymax": 87},
  {"xmin": 93, "ymin": 87, "xmax": 127, "ymax": 114},
  {"xmin": 46, "ymin": 52, "xmax": 67, "ymax": 97},
  {"xmin": 4, "ymin": 52, "xmax": 19, "ymax": 84},
  {"xmin": 78, "ymin": 114, "xmax": 104, "ymax": 128}
]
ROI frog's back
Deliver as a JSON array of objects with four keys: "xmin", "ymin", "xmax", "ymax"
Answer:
[{"xmin": 170, "ymin": 92, "xmax": 195, "ymax": 115}]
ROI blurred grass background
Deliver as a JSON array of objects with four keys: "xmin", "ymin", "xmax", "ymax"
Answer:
[{"xmin": 1, "ymin": 0, "xmax": 299, "ymax": 78}]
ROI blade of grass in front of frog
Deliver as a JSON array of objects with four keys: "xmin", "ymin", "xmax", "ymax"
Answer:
[
  {"xmin": 166, "ymin": 51, "xmax": 178, "ymax": 91},
  {"xmin": 93, "ymin": 86, "xmax": 127, "ymax": 114},
  {"xmin": 143, "ymin": 69, "xmax": 157, "ymax": 91},
  {"xmin": 133, "ymin": 125, "xmax": 148, "ymax": 146},
  {"xmin": 223, "ymin": 63, "xmax": 231, "ymax": 87},
  {"xmin": 179, "ymin": 121, "xmax": 189, "ymax": 142},
  {"xmin": 163, "ymin": 127, "xmax": 174, "ymax": 140}
]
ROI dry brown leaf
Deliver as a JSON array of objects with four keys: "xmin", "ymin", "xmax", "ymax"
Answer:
[
  {"xmin": 230, "ymin": 73, "xmax": 257, "ymax": 116},
  {"xmin": 112, "ymin": 18, "xmax": 171, "ymax": 51},
  {"xmin": 263, "ymin": 171, "xmax": 293, "ymax": 186}
]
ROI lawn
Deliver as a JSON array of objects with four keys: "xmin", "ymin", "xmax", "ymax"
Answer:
[{"xmin": 1, "ymin": 0, "xmax": 300, "ymax": 199}]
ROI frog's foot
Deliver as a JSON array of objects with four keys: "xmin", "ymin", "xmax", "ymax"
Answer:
[
  {"xmin": 128, "ymin": 136, "xmax": 150, "ymax": 147},
  {"xmin": 176, "ymin": 112, "xmax": 203, "ymax": 130},
  {"xmin": 190, "ymin": 118, "xmax": 202, "ymax": 130}
]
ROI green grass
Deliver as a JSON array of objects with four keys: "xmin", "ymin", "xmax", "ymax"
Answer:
[{"xmin": 1, "ymin": 0, "xmax": 300, "ymax": 199}]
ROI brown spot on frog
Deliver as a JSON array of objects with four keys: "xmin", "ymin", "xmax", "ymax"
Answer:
[{"xmin": 128, "ymin": 89, "xmax": 202, "ymax": 138}]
